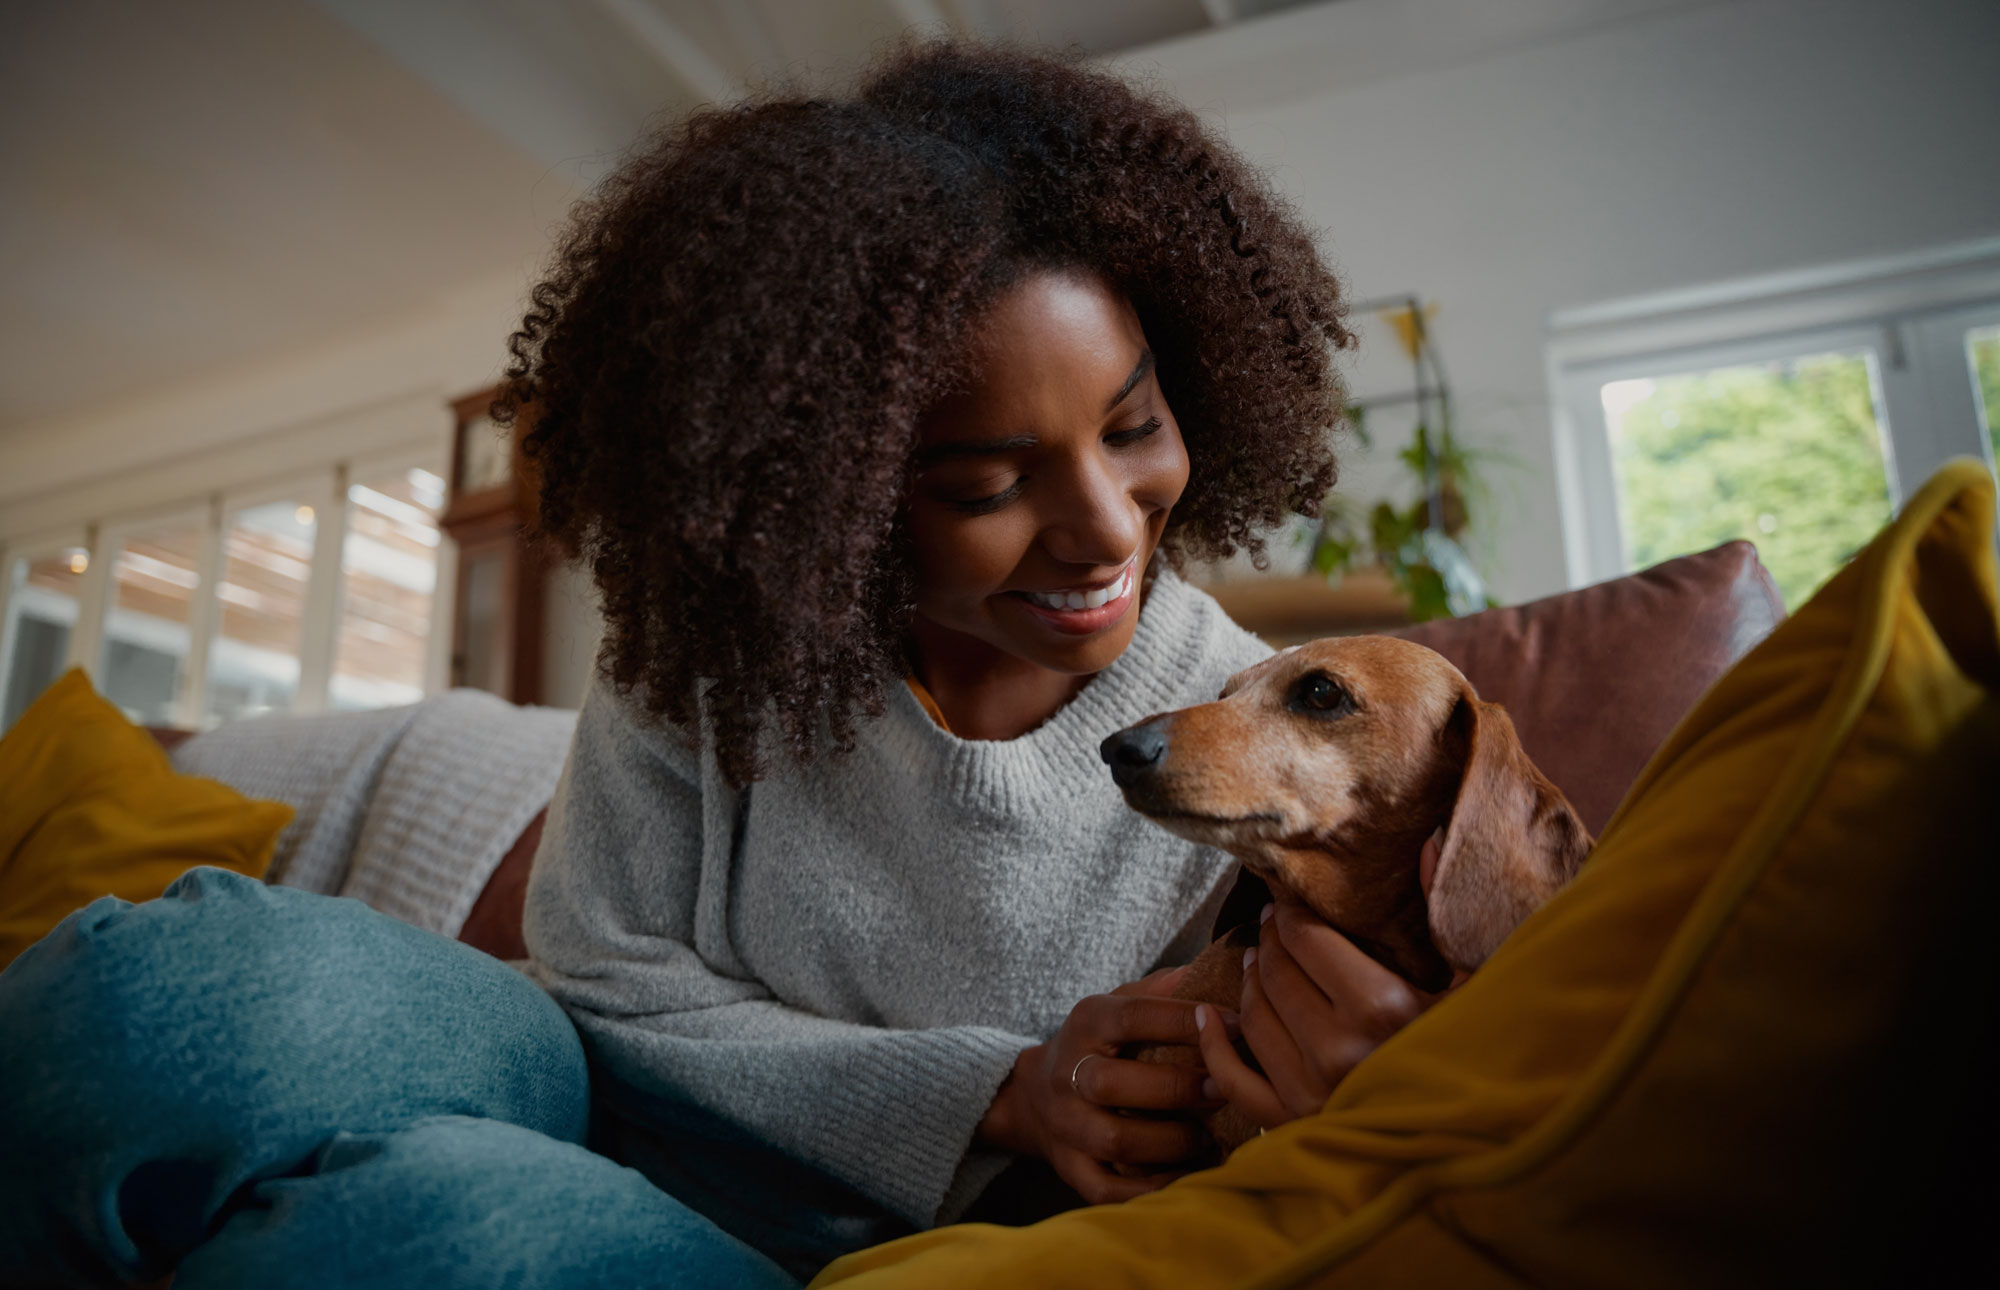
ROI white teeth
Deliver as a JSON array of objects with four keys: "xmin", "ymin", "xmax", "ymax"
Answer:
[{"xmin": 1025, "ymin": 564, "xmax": 1132, "ymax": 612}]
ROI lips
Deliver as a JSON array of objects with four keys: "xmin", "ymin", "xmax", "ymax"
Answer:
[{"xmin": 1007, "ymin": 561, "xmax": 1137, "ymax": 637}]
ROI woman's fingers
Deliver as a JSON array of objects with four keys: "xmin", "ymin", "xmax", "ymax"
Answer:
[
  {"xmin": 1270, "ymin": 901, "xmax": 1429, "ymax": 1040},
  {"xmin": 1112, "ymin": 963, "xmax": 1190, "ymax": 998},
  {"xmin": 1074, "ymin": 993, "xmax": 1204, "ymax": 1049},
  {"xmin": 1418, "ymin": 829, "xmax": 1444, "ymax": 898},
  {"xmin": 1051, "ymin": 1146, "xmax": 1184, "ymax": 1205},
  {"xmin": 1194, "ymin": 1003, "xmax": 1288, "ymax": 1130},
  {"xmin": 1256, "ymin": 914, "xmax": 1381, "ymax": 1092},
  {"xmin": 1058, "ymin": 1099, "xmax": 1204, "ymax": 1166},
  {"xmin": 1237, "ymin": 945, "xmax": 1330, "ymax": 1118},
  {"xmin": 1071, "ymin": 1052, "xmax": 1216, "ymax": 1112}
]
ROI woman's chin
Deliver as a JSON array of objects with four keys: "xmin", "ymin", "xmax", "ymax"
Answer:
[{"xmin": 1004, "ymin": 611, "xmax": 1143, "ymax": 677}]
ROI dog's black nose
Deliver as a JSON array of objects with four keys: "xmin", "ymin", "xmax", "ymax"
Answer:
[{"xmin": 1100, "ymin": 724, "xmax": 1168, "ymax": 787}]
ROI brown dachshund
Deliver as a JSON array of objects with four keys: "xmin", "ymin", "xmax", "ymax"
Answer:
[{"xmin": 1099, "ymin": 635, "xmax": 1592, "ymax": 1154}]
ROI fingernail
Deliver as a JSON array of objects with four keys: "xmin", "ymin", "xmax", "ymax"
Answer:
[
  {"xmin": 1194, "ymin": 1004, "xmax": 1208, "ymax": 1031},
  {"xmin": 1259, "ymin": 903, "xmax": 1274, "ymax": 924},
  {"xmin": 1243, "ymin": 947, "xmax": 1258, "ymax": 970},
  {"xmin": 1201, "ymin": 1078, "xmax": 1220, "ymax": 1100}
]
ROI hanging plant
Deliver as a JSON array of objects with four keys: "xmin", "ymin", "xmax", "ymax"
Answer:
[{"xmin": 1308, "ymin": 300, "xmax": 1508, "ymax": 622}]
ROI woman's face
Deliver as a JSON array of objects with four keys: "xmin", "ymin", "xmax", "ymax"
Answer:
[{"xmin": 906, "ymin": 269, "xmax": 1190, "ymax": 679}]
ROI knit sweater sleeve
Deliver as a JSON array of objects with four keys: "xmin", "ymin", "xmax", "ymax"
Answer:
[{"xmin": 522, "ymin": 676, "xmax": 1030, "ymax": 1230}]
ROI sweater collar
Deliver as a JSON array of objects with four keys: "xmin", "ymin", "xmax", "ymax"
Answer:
[{"xmin": 877, "ymin": 567, "xmax": 1224, "ymax": 812}]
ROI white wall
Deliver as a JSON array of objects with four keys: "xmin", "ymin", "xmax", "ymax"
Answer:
[
  {"xmin": 1127, "ymin": 0, "xmax": 2000, "ymax": 602},
  {"xmin": 541, "ymin": 559, "xmax": 602, "ymax": 710}
]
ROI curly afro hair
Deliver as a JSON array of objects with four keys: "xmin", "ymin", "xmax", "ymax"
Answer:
[{"xmin": 497, "ymin": 40, "xmax": 1352, "ymax": 786}]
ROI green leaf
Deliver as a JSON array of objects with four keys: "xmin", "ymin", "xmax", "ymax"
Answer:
[
  {"xmin": 1344, "ymin": 404, "xmax": 1373, "ymax": 451},
  {"xmin": 1401, "ymin": 565, "xmax": 1451, "ymax": 621},
  {"xmin": 1416, "ymin": 529, "xmax": 1491, "ymax": 617}
]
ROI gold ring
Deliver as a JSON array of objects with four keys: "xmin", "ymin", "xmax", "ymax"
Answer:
[{"xmin": 1069, "ymin": 1053, "xmax": 1096, "ymax": 1099}]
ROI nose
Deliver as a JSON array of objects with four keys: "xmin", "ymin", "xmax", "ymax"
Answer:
[
  {"xmin": 1100, "ymin": 722, "xmax": 1169, "ymax": 787},
  {"xmin": 1043, "ymin": 454, "xmax": 1146, "ymax": 568}
]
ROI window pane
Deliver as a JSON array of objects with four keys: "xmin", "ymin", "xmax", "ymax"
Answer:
[
  {"xmin": 2, "ymin": 548, "xmax": 87, "ymax": 729},
  {"xmin": 1969, "ymin": 325, "xmax": 2000, "ymax": 470},
  {"xmin": 1601, "ymin": 350, "xmax": 1894, "ymax": 611},
  {"xmin": 205, "ymin": 500, "xmax": 316, "ymax": 722},
  {"xmin": 101, "ymin": 524, "xmax": 203, "ymax": 724},
  {"xmin": 330, "ymin": 467, "xmax": 444, "ymax": 711}
]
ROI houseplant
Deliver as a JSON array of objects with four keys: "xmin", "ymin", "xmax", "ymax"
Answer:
[{"xmin": 1310, "ymin": 299, "xmax": 1505, "ymax": 622}]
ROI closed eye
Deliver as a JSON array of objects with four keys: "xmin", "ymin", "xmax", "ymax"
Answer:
[
  {"xmin": 1106, "ymin": 416, "xmax": 1162, "ymax": 446},
  {"xmin": 1288, "ymin": 671, "xmax": 1357, "ymax": 717},
  {"xmin": 944, "ymin": 417, "xmax": 1162, "ymax": 514},
  {"xmin": 945, "ymin": 479, "xmax": 1024, "ymax": 514}
]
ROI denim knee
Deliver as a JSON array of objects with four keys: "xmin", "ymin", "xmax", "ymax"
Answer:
[
  {"xmin": 0, "ymin": 867, "xmax": 591, "ymax": 1287},
  {"xmin": 175, "ymin": 1116, "xmax": 798, "ymax": 1290}
]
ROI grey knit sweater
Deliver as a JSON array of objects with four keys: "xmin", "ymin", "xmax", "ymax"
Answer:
[{"xmin": 522, "ymin": 570, "xmax": 1269, "ymax": 1229}]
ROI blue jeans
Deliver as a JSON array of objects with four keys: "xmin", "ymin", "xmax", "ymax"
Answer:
[{"xmin": 0, "ymin": 867, "xmax": 796, "ymax": 1290}]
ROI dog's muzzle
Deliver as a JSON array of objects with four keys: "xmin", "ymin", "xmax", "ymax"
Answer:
[{"xmin": 1100, "ymin": 722, "xmax": 1169, "ymax": 789}]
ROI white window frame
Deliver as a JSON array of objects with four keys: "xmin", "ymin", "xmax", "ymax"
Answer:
[{"xmin": 1547, "ymin": 236, "xmax": 2000, "ymax": 589}]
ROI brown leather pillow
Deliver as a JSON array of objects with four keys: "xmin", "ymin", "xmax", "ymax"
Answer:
[
  {"xmin": 457, "ymin": 809, "xmax": 545, "ymax": 961},
  {"xmin": 1390, "ymin": 539, "xmax": 1784, "ymax": 836},
  {"xmin": 1212, "ymin": 540, "xmax": 1783, "ymax": 935}
]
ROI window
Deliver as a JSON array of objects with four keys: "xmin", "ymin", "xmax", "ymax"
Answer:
[
  {"xmin": 0, "ymin": 543, "xmax": 88, "ymax": 728},
  {"xmin": 0, "ymin": 450, "xmax": 448, "ymax": 733},
  {"xmin": 331, "ymin": 466, "xmax": 446, "ymax": 711},
  {"xmin": 99, "ymin": 514, "xmax": 206, "ymax": 725},
  {"xmin": 1598, "ymin": 349, "xmax": 1894, "ymax": 609},
  {"xmin": 1964, "ymin": 325, "xmax": 1999, "ymax": 463},
  {"xmin": 1551, "ymin": 238, "xmax": 2000, "ymax": 601},
  {"xmin": 200, "ymin": 497, "xmax": 319, "ymax": 722}
]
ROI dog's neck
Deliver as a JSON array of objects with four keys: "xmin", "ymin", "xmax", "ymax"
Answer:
[{"xmin": 1249, "ymin": 815, "xmax": 1456, "ymax": 993}]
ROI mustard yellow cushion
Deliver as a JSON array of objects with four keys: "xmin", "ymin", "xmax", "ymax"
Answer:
[
  {"xmin": 0, "ymin": 669, "xmax": 293, "ymax": 969},
  {"xmin": 814, "ymin": 459, "xmax": 2000, "ymax": 1290}
]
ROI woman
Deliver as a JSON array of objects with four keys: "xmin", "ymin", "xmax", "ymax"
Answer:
[{"xmin": 0, "ymin": 42, "xmax": 1435, "ymax": 1290}]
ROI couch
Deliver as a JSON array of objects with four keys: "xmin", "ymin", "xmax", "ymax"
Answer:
[{"xmin": 153, "ymin": 539, "xmax": 1782, "ymax": 968}]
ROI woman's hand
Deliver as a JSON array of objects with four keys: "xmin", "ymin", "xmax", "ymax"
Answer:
[
  {"xmin": 978, "ymin": 965, "xmax": 1223, "ymax": 1203},
  {"xmin": 1194, "ymin": 834, "xmax": 1453, "ymax": 1130}
]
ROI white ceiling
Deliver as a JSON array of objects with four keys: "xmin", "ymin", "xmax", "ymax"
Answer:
[
  {"xmin": 0, "ymin": 0, "xmax": 1330, "ymax": 436},
  {"xmin": 310, "ymin": 0, "xmax": 1324, "ymax": 178},
  {"xmin": 0, "ymin": 0, "xmax": 580, "ymax": 432}
]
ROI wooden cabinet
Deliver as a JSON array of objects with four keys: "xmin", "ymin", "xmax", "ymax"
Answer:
[{"xmin": 440, "ymin": 387, "xmax": 545, "ymax": 705}]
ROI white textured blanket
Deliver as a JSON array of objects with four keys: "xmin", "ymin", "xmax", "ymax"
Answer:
[{"xmin": 173, "ymin": 690, "xmax": 579, "ymax": 938}]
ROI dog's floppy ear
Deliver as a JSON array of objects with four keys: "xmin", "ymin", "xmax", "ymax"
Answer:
[{"xmin": 1428, "ymin": 692, "xmax": 1592, "ymax": 972}]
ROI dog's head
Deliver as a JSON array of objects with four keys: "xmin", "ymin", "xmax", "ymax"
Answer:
[{"xmin": 1100, "ymin": 636, "xmax": 1590, "ymax": 988}]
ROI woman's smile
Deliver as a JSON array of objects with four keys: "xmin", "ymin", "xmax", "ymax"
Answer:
[{"xmin": 1005, "ymin": 559, "xmax": 1137, "ymax": 635}]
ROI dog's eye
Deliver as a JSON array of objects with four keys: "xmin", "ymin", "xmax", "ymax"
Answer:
[{"xmin": 1290, "ymin": 671, "xmax": 1356, "ymax": 717}]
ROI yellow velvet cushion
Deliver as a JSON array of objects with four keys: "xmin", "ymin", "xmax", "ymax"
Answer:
[
  {"xmin": 815, "ymin": 459, "xmax": 2000, "ymax": 1290},
  {"xmin": 0, "ymin": 669, "xmax": 293, "ymax": 969}
]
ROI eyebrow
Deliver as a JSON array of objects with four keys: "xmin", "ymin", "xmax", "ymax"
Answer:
[
  {"xmin": 1106, "ymin": 349, "xmax": 1155, "ymax": 412},
  {"xmin": 915, "ymin": 349, "xmax": 1156, "ymax": 470}
]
